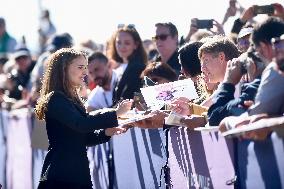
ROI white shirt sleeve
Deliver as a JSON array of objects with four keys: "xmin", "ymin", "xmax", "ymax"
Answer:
[{"xmin": 85, "ymin": 87, "xmax": 100, "ymax": 108}]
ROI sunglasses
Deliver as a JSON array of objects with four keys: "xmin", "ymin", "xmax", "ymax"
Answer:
[
  {"xmin": 272, "ymin": 38, "xmax": 284, "ymax": 51},
  {"xmin": 152, "ymin": 34, "xmax": 170, "ymax": 41},
  {"xmin": 238, "ymin": 38, "xmax": 250, "ymax": 47},
  {"xmin": 117, "ymin": 24, "xmax": 135, "ymax": 29}
]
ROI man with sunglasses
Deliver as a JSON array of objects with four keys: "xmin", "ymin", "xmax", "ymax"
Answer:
[{"xmin": 153, "ymin": 22, "xmax": 181, "ymax": 75}]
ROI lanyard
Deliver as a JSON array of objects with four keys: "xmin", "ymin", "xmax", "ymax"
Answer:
[{"xmin": 103, "ymin": 92, "xmax": 111, "ymax": 108}]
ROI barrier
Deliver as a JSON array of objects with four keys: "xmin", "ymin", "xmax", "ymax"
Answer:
[
  {"xmin": 6, "ymin": 109, "xmax": 32, "ymax": 189},
  {"xmin": 0, "ymin": 109, "xmax": 8, "ymax": 189},
  {"xmin": 168, "ymin": 127, "xmax": 235, "ymax": 189},
  {"xmin": 237, "ymin": 132, "xmax": 284, "ymax": 188},
  {"xmin": 112, "ymin": 127, "xmax": 165, "ymax": 189},
  {"xmin": 88, "ymin": 142, "xmax": 110, "ymax": 189},
  {"xmin": 0, "ymin": 108, "xmax": 284, "ymax": 189}
]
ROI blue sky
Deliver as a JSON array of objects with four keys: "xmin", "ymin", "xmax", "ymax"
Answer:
[{"xmin": 0, "ymin": 0, "xmax": 278, "ymax": 53}]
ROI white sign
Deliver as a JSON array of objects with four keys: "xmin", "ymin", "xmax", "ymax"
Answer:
[{"xmin": 140, "ymin": 79, "xmax": 198, "ymax": 110}]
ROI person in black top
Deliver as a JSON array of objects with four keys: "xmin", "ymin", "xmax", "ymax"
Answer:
[
  {"xmin": 152, "ymin": 22, "xmax": 181, "ymax": 74},
  {"xmin": 6, "ymin": 47, "xmax": 35, "ymax": 100},
  {"xmin": 108, "ymin": 25, "xmax": 147, "ymax": 105},
  {"xmin": 35, "ymin": 48, "xmax": 132, "ymax": 189}
]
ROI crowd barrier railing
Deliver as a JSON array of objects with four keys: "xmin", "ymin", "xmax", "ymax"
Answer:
[{"xmin": 0, "ymin": 108, "xmax": 283, "ymax": 189}]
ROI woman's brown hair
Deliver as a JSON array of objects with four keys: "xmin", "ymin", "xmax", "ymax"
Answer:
[
  {"xmin": 140, "ymin": 61, "xmax": 178, "ymax": 82},
  {"xmin": 107, "ymin": 26, "xmax": 147, "ymax": 64},
  {"xmin": 35, "ymin": 48, "xmax": 87, "ymax": 120}
]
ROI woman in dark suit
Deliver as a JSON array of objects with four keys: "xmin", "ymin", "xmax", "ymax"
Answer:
[
  {"xmin": 35, "ymin": 48, "xmax": 132, "ymax": 189},
  {"xmin": 107, "ymin": 24, "xmax": 148, "ymax": 105}
]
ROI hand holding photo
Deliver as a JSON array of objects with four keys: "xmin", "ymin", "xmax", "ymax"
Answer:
[
  {"xmin": 118, "ymin": 109, "xmax": 155, "ymax": 127},
  {"xmin": 140, "ymin": 79, "xmax": 198, "ymax": 111},
  {"xmin": 165, "ymin": 111, "xmax": 185, "ymax": 126}
]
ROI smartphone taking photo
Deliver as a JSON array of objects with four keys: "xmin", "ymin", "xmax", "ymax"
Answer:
[
  {"xmin": 196, "ymin": 19, "xmax": 213, "ymax": 29},
  {"xmin": 133, "ymin": 92, "xmax": 148, "ymax": 111},
  {"xmin": 254, "ymin": 5, "xmax": 274, "ymax": 15}
]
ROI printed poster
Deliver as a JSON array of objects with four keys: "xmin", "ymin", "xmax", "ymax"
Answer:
[{"xmin": 140, "ymin": 79, "xmax": 198, "ymax": 110}]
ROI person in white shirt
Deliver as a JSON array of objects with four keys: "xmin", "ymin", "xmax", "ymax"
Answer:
[{"xmin": 86, "ymin": 52, "xmax": 118, "ymax": 112}]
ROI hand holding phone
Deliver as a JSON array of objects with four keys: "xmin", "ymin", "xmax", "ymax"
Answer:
[
  {"xmin": 133, "ymin": 92, "xmax": 148, "ymax": 111},
  {"xmin": 254, "ymin": 5, "xmax": 275, "ymax": 15},
  {"xmin": 196, "ymin": 19, "xmax": 213, "ymax": 29}
]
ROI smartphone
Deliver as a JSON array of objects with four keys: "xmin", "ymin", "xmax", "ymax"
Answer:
[
  {"xmin": 254, "ymin": 5, "xmax": 274, "ymax": 15},
  {"xmin": 196, "ymin": 19, "xmax": 213, "ymax": 29},
  {"xmin": 133, "ymin": 92, "xmax": 148, "ymax": 111},
  {"xmin": 144, "ymin": 76, "xmax": 156, "ymax": 86}
]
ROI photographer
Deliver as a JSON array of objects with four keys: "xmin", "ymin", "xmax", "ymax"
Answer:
[
  {"xmin": 219, "ymin": 17, "xmax": 284, "ymax": 132},
  {"xmin": 208, "ymin": 47, "xmax": 265, "ymax": 126},
  {"xmin": 220, "ymin": 34, "xmax": 284, "ymax": 138},
  {"xmin": 229, "ymin": 3, "xmax": 284, "ymax": 43}
]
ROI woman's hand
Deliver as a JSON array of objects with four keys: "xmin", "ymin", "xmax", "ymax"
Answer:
[
  {"xmin": 134, "ymin": 110, "xmax": 168, "ymax": 129},
  {"xmin": 105, "ymin": 126, "xmax": 129, "ymax": 136},
  {"xmin": 116, "ymin": 99, "xmax": 133, "ymax": 117}
]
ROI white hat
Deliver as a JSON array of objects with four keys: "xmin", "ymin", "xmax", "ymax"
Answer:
[
  {"xmin": 238, "ymin": 27, "xmax": 254, "ymax": 39},
  {"xmin": 12, "ymin": 48, "xmax": 30, "ymax": 60}
]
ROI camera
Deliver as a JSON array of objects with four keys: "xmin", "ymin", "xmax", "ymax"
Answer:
[
  {"xmin": 254, "ymin": 5, "xmax": 274, "ymax": 15},
  {"xmin": 196, "ymin": 19, "xmax": 213, "ymax": 29},
  {"xmin": 238, "ymin": 47, "xmax": 264, "ymax": 74},
  {"xmin": 238, "ymin": 53, "xmax": 249, "ymax": 74}
]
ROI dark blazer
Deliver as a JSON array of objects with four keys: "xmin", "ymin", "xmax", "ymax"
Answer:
[
  {"xmin": 208, "ymin": 78, "xmax": 261, "ymax": 126},
  {"xmin": 113, "ymin": 57, "xmax": 145, "ymax": 105},
  {"xmin": 155, "ymin": 50, "xmax": 181, "ymax": 75},
  {"xmin": 39, "ymin": 91, "xmax": 118, "ymax": 187}
]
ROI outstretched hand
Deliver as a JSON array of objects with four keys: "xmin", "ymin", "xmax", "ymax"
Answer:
[
  {"xmin": 105, "ymin": 126, "xmax": 130, "ymax": 136},
  {"xmin": 116, "ymin": 99, "xmax": 133, "ymax": 117},
  {"xmin": 134, "ymin": 110, "xmax": 168, "ymax": 129}
]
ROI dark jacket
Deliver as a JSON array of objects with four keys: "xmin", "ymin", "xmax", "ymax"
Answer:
[
  {"xmin": 231, "ymin": 18, "xmax": 246, "ymax": 35},
  {"xmin": 155, "ymin": 50, "xmax": 181, "ymax": 75},
  {"xmin": 40, "ymin": 92, "xmax": 118, "ymax": 187},
  {"xmin": 208, "ymin": 78, "xmax": 261, "ymax": 126},
  {"xmin": 113, "ymin": 57, "xmax": 145, "ymax": 105}
]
